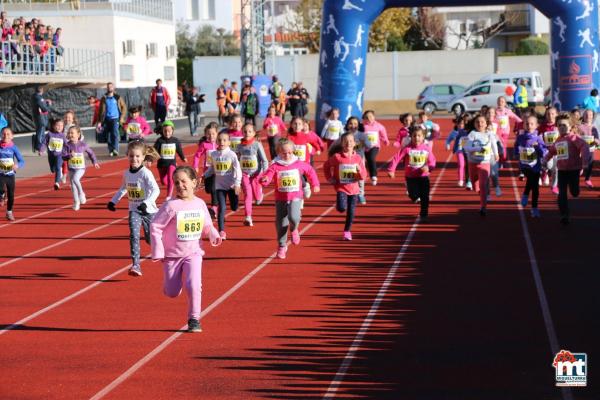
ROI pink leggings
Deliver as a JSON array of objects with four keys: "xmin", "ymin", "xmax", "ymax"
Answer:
[
  {"xmin": 456, "ymin": 152, "xmax": 466, "ymax": 182},
  {"xmin": 163, "ymin": 253, "xmax": 202, "ymax": 320},
  {"xmin": 499, "ymin": 133, "xmax": 509, "ymax": 162},
  {"xmin": 241, "ymin": 174, "xmax": 264, "ymax": 217},
  {"xmin": 469, "ymin": 163, "xmax": 491, "ymax": 208},
  {"xmin": 158, "ymin": 164, "xmax": 176, "ymax": 198}
]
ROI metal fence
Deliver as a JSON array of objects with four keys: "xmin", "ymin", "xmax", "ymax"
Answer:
[
  {"xmin": 0, "ymin": 0, "xmax": 173, "ymax": 21},
  {"xmin": 0, "ymin": 42, "xmax": 113, "ymax": 80}
]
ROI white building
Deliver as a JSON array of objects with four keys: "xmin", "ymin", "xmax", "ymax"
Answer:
[
  {"xmin": 174, "ymin": 0, "xmax": 235, "ymax": 34},
  {"xmin": 434, "ymin": 4, "xmax": 549, "ymax": 52}
]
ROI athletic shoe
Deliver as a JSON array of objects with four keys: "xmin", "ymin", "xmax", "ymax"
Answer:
[
  {"xmin": 479, "ymin": 207, "xmax": 487, "ymax": 217},
  {"xmin": 61, "ymin": 174, "xmax": 67, "ymax": 184},
  {"xmin": 73, "ymin": 201, "xmax": 80, "ymax": 211},
  {"xmin": 371, "ymin": 176, "xmax": 377, "ymax": 186},
  {"xmin": 343, "ymin": 231, "xmax": 352, "ymax": 241},
  {"xmin": 538, "ymin": 178, "xmax": 542, "ymax": 186},
  {"xmin": 518, "ymin": 173, "xmax": 525, "ymax": 181},
  {"xmin": 458, "ymin": 180, "xmax": 464, "ymax": 187},
  {"xmin": 6, "ymin": 210, "xmax": 15, "ymax": 221},
  {"xmin": 208, "ymin": 206, "xmax": 217, "ymax": 220},
  {"xmin": 358, "ymin": 194, "xmax": 366, "ymax": 205},
  {"xmin": 108, "ymin": 151, "xmax": 115, "ymax": 157},
  {"xmin": 585, "ymin": 179, "xmax": 594, "ymax": 188},
  {"xmin": 244, "ymin": 216, "xmax": 253, "ymax": 227},
  {"xmin": 551, "ymin": 186, "xmax": 559, "ymax": 195},
  {"xmin": 465, "ymin": 181, "xmax": 473, "ymax": 190},
  {"xmin": 495, "ymin": 186, "xmax": 502, "ymax": 197},
  {"xmin": 291, "ymin": 230, "xmax": 300, "ymax": 245},
  {"xmin": 303, "ymin": 185, "xmax": 312, "ymax": 199},
  {"xmin": 560, "ymin": 215, "xmax": 570, "ymax": 225},
  {"xmin": 79, "ymin": 193, "xmax": 87, "ymax": 205},
  {"xmin": 276, "ymin": 246, "xmax": 287, "ymax": 259},
  {"xmin": 520, "ymin": 194, "xmax": 528, "ymax": 207},
  {"xmin": 111, "ymin": 150, "xmax": 119, "ymax": 157},
  {"xmin": 54, "ymin": 183, "xmax": 60, "ymax": 190},
  {"xmin": 219, "ymin": 231, "xmax": 227, "ymax": 240},
  {"xmin": 531, "ymin": 208, "xmax": 541, "ymax": 218},
  {"xmin": 187, "ymin": 318, "xmax": 202, "ymax": 333},
  {"xmin": 300, "ymin": 199, "xmax": 304, "ymax": 209},
  {"xmin": 413, "ymin": 197, "xmax": 421, "ymax": 204},
  {"xmin": 543, "ymin": 175, "xmax": 550, "ymax": 186},
  {"xmin": 128, "ymin": 265, "xmax": 142, "ymax": 277}
]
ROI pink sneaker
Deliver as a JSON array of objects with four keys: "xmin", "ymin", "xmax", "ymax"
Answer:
[
  {"xmin": 551, "ymin": 186, "xmax": 559, "ymax": 195},
  {"xmin": 276, "ymin": 246, "xmax": 287, "ymax": 259},
  {"xmin": 219, "ymin": 231, "xmax": 227, "ymax": 240},
  {"xmin": 585, "ymin": 180, "xmax": 594, "ymax": 188},
  {"xmin": 343, "ymin": 231, "xmax": 352, "ymax": 241},
  {"xmin": 291, "ymin": 230, "xmax": 300, "ymax": 245}
]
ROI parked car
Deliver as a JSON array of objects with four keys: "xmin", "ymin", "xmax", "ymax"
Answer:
[
  {"xmin": 467, "ymin": 72, "xmax": 544, "ymax": 105},
  {"xmin": 416, "ymin": 84, "xmax": 466, "ymax": 114},
  {"xmin": 447, "ymin": 83, "xmax": 516, "ymax": 115}
]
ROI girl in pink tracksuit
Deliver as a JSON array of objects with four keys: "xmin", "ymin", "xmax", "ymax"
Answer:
[
  {"xmin": 260, "ymin": 138, "xmax": 320, "ymax": 259},
  {"xmin": 362, "ymin": 110, "xmax": 390, "ymax": 185},
  {"xmin": 577, "ymin": 108, "xmax": 599, "ymax": 188},
  {"xmin": 235, "ymin": 123, "xmax": 268, "ymax": 226},
  {"xmin": 151, "ymin": 166, "xmax": 222, "ymax": 333},
  {"xmin": 387, "ymin": 126, "xmax": 436, "ymax": 218},
  {"xmin": 324, "ymin": 132, "xmax": 368, "ymax": 241},
  {"xmin": 495, "ymin": 96, "xmax": 521, "ymax": 164},
  {"xmin": 395, "ymin": 113, "xmax": 413, "ymax": 148},
  {"xmin": 262, "ymin": 105, "xmax": 286, "ymax": 160},
  {"xmin": 222, "ymin": 114, "xmax": 244, "ymax": 152},
  {"xmin": 123, "ymin": 106, "xmax": 152, "ymax": 142},
  {"xmin": 193, "ymin": 122, "xmax": 219, "ymax": 217}
]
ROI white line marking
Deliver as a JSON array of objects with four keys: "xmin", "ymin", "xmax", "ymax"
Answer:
[
  {"xmin": 89, "ymin": 204, "xmax": 336, "ymax": 400},
  {"xmin": 323, "ymin": 153, "xmax": 452, "ymax": 398}
]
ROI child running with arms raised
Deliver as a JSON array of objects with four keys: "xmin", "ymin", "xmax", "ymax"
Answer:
[
  {"xmin": 0, "ymin": 127, "xmax": 25, "ymax": 221},
  {"xmin": 324, "ymin": 132, "xmax": 367, "ymax": 240},
  {"xmin": 260, "ymin": 138, "xmax": 320, "ymax": 259},
  {"xmin": 514, "ymin": 115, "xmax": 546, "ymax": 217},
  {"xmin": 107, "ymin": 141, "xmax": 160, "ymax": 276},
  {"xmin": 387, "ymin": 126, "xmax": 436, "ymax": 219},
  {"xmin": 62, "ymin": 126, "xmax": 100, "ymax": 210},
  {"xmin": 154, "ymin": 120, "xmax": 187, "ymax": 200},
  {"xmin": 150, "ymin": 166, "xmax": 222, "ymax": 333},
  {"xmin": 236, "ymin": 123, "xmax": 268, "ymax": 226}
]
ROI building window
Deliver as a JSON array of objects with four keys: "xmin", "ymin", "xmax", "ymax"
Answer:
[
  {"xmin": 122, "ymin": 40, "xmax": 135, "ymax": 56},
  {"xmin": 166, "ymin": 44, "xmax": 177, "ymax": 59},
  {"xmin": 189, "ymin": 0, "xmax": 199, "ymax": 20},
  {"xmin": 120, "ymin": 65, "xmax": 134, "ymax": 81},
  {"xmin": 164, "ymin": 66, "xmax": 175, "ymax": 81},
  {"xmin": 201, "ymin": 0, "xmax": 215, "ymax": 20},
  {"xmin": 146, "ymin": 43, "xmax": 158, "ymax": 59}
]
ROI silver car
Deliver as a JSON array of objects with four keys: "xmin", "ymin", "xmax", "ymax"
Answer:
[
  {"xmin": 416, "ymin": 84, "xmax": 466, "ymax": 114},
  {"xmin": 447, "ymin": 83, "xmax": 516, "ymax": 115}
]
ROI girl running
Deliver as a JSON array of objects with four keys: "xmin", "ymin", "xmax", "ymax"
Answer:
[
  {"xmin": 321, "ymin": 107, "xmax": 343, "ymax": 147},
  {"xmin": 193, "ymin": 122, "xmax": 219, "ymax": 218},
  {"xmin": 486, "ymin": 107, "xmax": 503, "ymax": 197},
  {"xmin": 124, "ymin": 106, "xmax": 152, "ymax": 142},
  {"xmin": 0, "ymin": 127, "xmax": 25, "ymax": 221},
  {"xmin": 62, "ymin": 126, "xmax": 100, "ymax": 210},
  {"xmin": 342, "ymin": 116, "xmax": 368, "ymax": 204},
  {"xmin": 154, "ymin": 120, "xmax": 187, "ymax": 200},
  {"xmin": 223, "ymin": 114, "xmax": 243, "ymax": 152},
  {"xmin": 395, "ymin": 113, "xmax": 413, "ymax": 148},
  {"xmin": 303, "ymin": 119, "xmax": 325, "ymax": 167},
  {"xmin": 236, "ymin": 123, "xmax": 268, "ymax": 226},
  {"xmin": 61, "ymin": 110, "xmax": 79, "ymax": 184},
  {"xmin": 150, "ymin": 166, "xmax": 222, "ymax": 333},
  {"xmin": 324, "ymin": 132, "xmax": 367, "ymax": 240},
  {"xmin": 44, "ymin": 117, "xmax": 66, "ymax": 190},
  {"xmin": 539, "ymin": 107, "xmax": 560, "ymax": 193},
  {"xmin": 107, "ymin": 141, "xmax": 160, "ymax": 277},
  {"xmin": 203, "ymin": 132, "xmax": 242, "ymax": 239},
  {"xmin": 495, "ymin": 96, "xmax": 521, "ymax": 165},
  {"xmin": 445, "ymin": 114, "xmax": 471, "ymax": 188},
  {"xmin": 417, "ymin": 111, "xmax": 440, "ymax": 149},
  {"xmin": 288, "ymin": 116, "xmax": 323, "ymax": 202},
  {"xmin": 260, "ymin": 138, "xmax": 320, "ymax": 259},
  {"xmin": 464, "ymin": 115, "xmax": 499, "ymax": 216},
  {"xmin": 262, "ymin": 104, "xmax": 286, "ymax": 160},
  {"xmin": 362, "ymin": 110, "xmax": 390, "ymax": 186},
  {"xmin": 387, "ymin": 126, "xmax": 436, "ymax": 219},
  {"xmin": 577, "ymin": 108, "xmax": 599, "ymax": 188},
  {"xmin": 514, "ymin": 115, "xmax": 546, "ymax": 218}
]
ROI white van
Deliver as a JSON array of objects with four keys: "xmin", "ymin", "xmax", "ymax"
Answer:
[{"xmin": 469, "ymin": 72, "xmax": 544, "ymax": 105}]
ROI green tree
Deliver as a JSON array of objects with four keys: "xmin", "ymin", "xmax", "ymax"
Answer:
[
  {"xmin": 515, "ymin": 36, "xmax": 549, "ymax": 55},
  {"xmin": 369, "ymin": 8, "xmax": 411, "ymax": 51},
  {"xmin": 289, "ymin": 0, "xmax": 322, "ymax": 53}
]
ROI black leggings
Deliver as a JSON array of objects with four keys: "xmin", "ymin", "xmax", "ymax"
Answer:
[
  {"xmin": 406, "ymin": 177, "xmax": 430, "ymax": 217},
  {"xmin": 523, "ymin": 169, "xmax": 540, "ymax": 208},
  {"xmin": 204, "ymin": 175, "xmax": 217, "ymax": 206},
  {"xmin": 0, "ymin": 174, "xmax": 16, "ymax": 211},
  {"xmin": 557, "ymin": 170, "xmax": 580, "ymax": 217},
  {"xmin": 584, "ymin": 160, "xmax": 594, "ymax": 181},
  {"xmin": 216, "ymin": 189, "xmax": 239, "ymax": 232},
  {"xmin": 336, "ymin": 192, "xmax": 357, "ymax": 231},
  {"xmin": 267, "ymin": 136, "xmax": 277, "ymax": 160},
  {"xmin": 365, "ymin": 147, "xmax": 379, "ymax": 178}
]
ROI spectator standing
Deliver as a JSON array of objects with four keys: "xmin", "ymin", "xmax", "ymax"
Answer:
[
  {"xmin": 241, "ymin": 86, "xmax": 259, "ymax": 126},
  {"xmin": 98, "ymin": 82, "xmax": 127, "ymax": 156},
  {"xmin": 184, "ymin": 86, "xmax": 205, "ymax": 136},
  {"xmin": 88, "ymin": 95, "xmax": 100, "ymax": 126},
  {"xmin": 31, "ymin": 85, "xmax": 52, "ymax": 154},
  {"xmin": 582, "ymin": 89, "xmax": 599, "ymax": 113},
  {"xmin": 286, "ymin": 82, "xmax": 298, "ymax": 118},
  {"xmin": 513, "ymin": 79, "xmax": 529, "ymax": 116},
  {"xmin": 150, "ymin": 78, "xmax": 171, "ymax": 131},
  {"xmin": 296, "ymin": 82, "xmax": 310, "ymax": 118},
  {"xmin": 52, "ymin": 27, "xmax": 63, "ymax": 56}
]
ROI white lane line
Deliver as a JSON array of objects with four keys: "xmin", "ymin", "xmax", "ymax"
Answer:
[
  {"xmin": 322, "ymin": 153, "xmax": 452, "ymax": 399},
  {"xmin": 508, "ymin": 174, "xmax": 573, "ymax": 400},
  {"xmin": 89, "ymin": 204, "xmax": 336, "ymax": 400}
]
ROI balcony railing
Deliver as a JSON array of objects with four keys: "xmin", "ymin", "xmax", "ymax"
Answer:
[
  {"xmin": 0, "ymin": 42, "xmax": 113, "ymax": 81},
  {"xmin": 0, "ymin": 0, "xmax": 173, "ymax": 22}
]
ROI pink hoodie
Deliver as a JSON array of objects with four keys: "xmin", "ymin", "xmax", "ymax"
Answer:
[
  {"xmin": 262, "ymin": 116, "xmax": 287, "ymax": 138},
  {"xmin": 362, "ymin": 120, "xmax": 390, "ymax": 149},
  {"xmin": 150, "ymin": 197, "xmax": 220, "ymax": 260},
  {"xmin": 260, "ymin": 157, "xmax": 320, "ymax": 201},
  {"xmin": 387, "ymin": 143, "xmax": 436, "ymax": 178},
  {"xmin": 123, "ymin": 116, "xmax": 152, "ymax": 139},
  {"xmin": 495, "ymin": 107, "xmax": 521, "ymax": 138},
  {"xmin": 543, "ymin": 133, "xmax": 591, "ymax": 171},
  {"xmin": 192, "ymin": 140, "xmax": 217, "ymax": 171},
  {"xmin": 323, "ymin": 151, "xmax": 368, "ymax": 195},
  {"xmin": 394, "ymin": 126, "xmax": 410, "ymax": 148}
]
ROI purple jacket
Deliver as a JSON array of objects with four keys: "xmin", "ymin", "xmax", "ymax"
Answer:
[
  {"xmin": 514, "ymin": 131, "xmax": 546, "ymax": 173},
  {"xmin": 62, "ymin": 140, "xmax": 98, "ymax": 169},
  {"xmin": 44, "ymin": 131, "xmax": 66, "ymax": 155}
]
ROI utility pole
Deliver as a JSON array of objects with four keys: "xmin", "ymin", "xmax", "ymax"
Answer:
[{"xmin": 241, "ymin": 0, "xmax": 267, "ymax": 75}]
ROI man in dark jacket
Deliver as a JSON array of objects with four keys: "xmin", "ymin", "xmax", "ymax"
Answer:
[
  {"xmin": 184, "ymin": 86, "xmax": 204, "ymax": 136},
  {"xmin": 31, "ymin": 86, "xmax": 52, "ymax": 154}
]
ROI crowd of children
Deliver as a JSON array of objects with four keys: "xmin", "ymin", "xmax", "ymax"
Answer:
[{"xmin": 0, "ymin": 97, "xmax": 597, "ymax": 333}]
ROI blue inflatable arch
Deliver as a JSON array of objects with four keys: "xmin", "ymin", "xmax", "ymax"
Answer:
[{"xmin": 316, "ymin": 0, "xmax": 600, "ymax": 131}]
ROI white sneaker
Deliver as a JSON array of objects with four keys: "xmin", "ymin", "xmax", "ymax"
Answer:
[
  {"xmin": 371, "ymin": 176, "xmax": 378, "ymax": 186},
  {"xmin": 61, "ymin": 174, "xmax": 67, "ymax": 184},
  {"xmin": 543, "ymin": 175, "xmax": 550, "ymax": 186},
  {"xmin": 458, "ymin": 180, "xmax": 464, "ymax": 187},
  {"xmin": 303, "ymin": 185, "xmax": 312, "ymax": 199},
  {"xmin": 300, "ymin": 199, "xmax": 304, "ymax": 209},
  {"xmin": 6, "ymin": 210, "xmax": 15, "ymax": 221},
  {"xmin": 73, "ymin": 201, "xmax": 80, "ymax": 211},
  {"xmin": 79, "ymin": 193, "xmax": 87, "ymax": 205},
  {"xmin": 244, "ymin": 216, "xmax": 253, "ymax": 227},
  {"xmin": 495, "ymin": 186, "xmax": 502, "ymax": 197}
]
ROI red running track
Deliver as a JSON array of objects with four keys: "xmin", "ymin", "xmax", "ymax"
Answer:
[{"xmin": 0, "ymin": 120, "xmax": 598, "ymax": 399}]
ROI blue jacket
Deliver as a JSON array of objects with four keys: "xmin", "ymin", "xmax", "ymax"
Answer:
[
  {"xmin": 514, "ymin": 131, "xmax": 546, "ymax": 173},
  {"xmin": 582, "ymin": 96, "xmax": 599, "ymax": 113},
  {"xmin": 446, "ymin": 128, "xmax": 469, "ymax": 154},
  {"xmin": 0, "ymin": 144, "xmax": 25, "ymax": 176}
]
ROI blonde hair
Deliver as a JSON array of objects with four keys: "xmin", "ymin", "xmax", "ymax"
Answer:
[
  {"xmin": 275, "ymin": 138, "xmax": 293, "ymax": 154},
  {"xmin": 68, "ymin": 125, "xmax": 82, "ymax": 140}
]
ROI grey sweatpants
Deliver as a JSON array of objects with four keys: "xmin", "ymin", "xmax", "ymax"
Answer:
[
  {"xmin": 275, "ymin": 199, "xmax": 302, "ymax": 247},
  {"xmin": 69, "ymin": 169, "xmax": 85, "ymax": 203},
  {"xmin": 129, "ymin": 211, "xmax": 154, "ymax": 267}
]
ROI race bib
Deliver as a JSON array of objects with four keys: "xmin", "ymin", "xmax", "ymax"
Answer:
[
  {"xmin": 240, "ymin": 154, "xmax": 258, "ymax": 172},
  {"xmin": 408, "ymin": 149, "xmax": 428, "ymax": 168},
  {"xmin": 268, "ymin": 124, "xmax": 279, "ymax": 137},
  {"xmin": 161, "ymin": 143, "xmax": 176, "ymax": 159},
  {"xmin": 498, "ymin": 115, "xmax": 509, "ymax": 129},
  {"xmin": 293, "ymin": 145, "xmax": 307, "ymax": 160},
  {"xmin": 277, "ymin": 169, "xmax": 300, "ymax": 193},
  {"xmin": 205, "ymin": 152, "xmax": 213, "ymax": 168},
  {"xmin": 339, "ymin": 163, "xmax": 358, "ymax": 184},
  {"xmin": 518, "ymin": 147, "xmax": 537, "ymax": 164},
  {"xmin": 366, "ymin": 131, "xmax": 379, "ymax": 147},
  {"xmin": 582, "ymin": 135, "xmax": 595, "ymax": 145},
  {"xmin": 555, "ymin": 141, "xmax": 569, "ymax": 160},
  {"xmin": 458, "ymin": 136, "xmax": 468, "ymax": 150},
  {"xmin": 48, "ymin": 137, "xmax": 63, "ymax": 152},
  {"xmin": 68, "ymin": 153, "xmax": 85, "ymax": 169},
  {"xmin": 327, "ymin": 125, "xmax": 340, "ymax": 139},
  {"xmin": 0, "ymin": 158, "xmax": 14, "ymax": 172},
  {"xmin": 176, "ymin": 210, "xmax": 204, "ymax": 241},
  {"xmin": 544, "ymin": 131, "xmax": 559, "ymax": 145},
  {"xmin": 474, "ymin": 144, "xmax": 491, "ymax": 159},
  {"xmin": 127, "ymin": 123, "xmax": 141, "ymax": 136},
  {"xmin": 230, "ymin": 136, "xmax": 242, "ymax": 151},
  {"xmin": 126, "ymin": 182, "xmax": 145, "ymax": 201},
  {"xmin": 214, "ymin": 157, "xmax": 232, "ymax": 175}
]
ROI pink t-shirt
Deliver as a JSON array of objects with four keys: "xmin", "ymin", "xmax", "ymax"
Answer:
[
  {"xmin": 362, "ymin": 120, "xmax": 390, "ymax": 149},
  {"xmin": 192, "ymin": 141, "xmax": 217, "ymax": 171},
  {"xmin": 387, "ymin": 143, "xmax": 436, "ymax": 178},
  {"xmin": 262, "ymin": 116, "xmax": 287, "ymax": 138},
  {"xmin": 260, "ymin": 158, "xmax": 320, "ymax": 201},
  {"xmin": 323, "ymin": 152, "xmax": 368, "ymax": 195}
]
